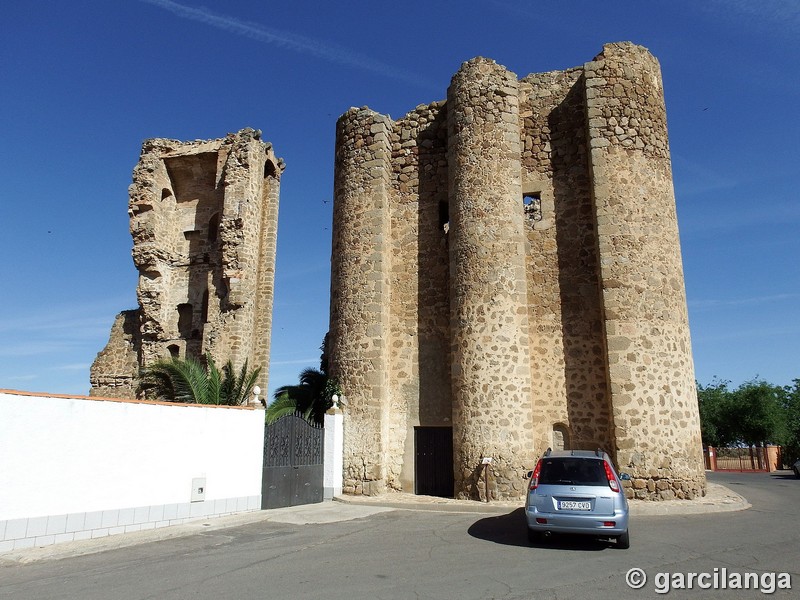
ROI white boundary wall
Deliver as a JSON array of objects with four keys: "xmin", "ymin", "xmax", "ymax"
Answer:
[{"xmin": 0, "ymin": 390, "xmax": 265, "ymax": 553}]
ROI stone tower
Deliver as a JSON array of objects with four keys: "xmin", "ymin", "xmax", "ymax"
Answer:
[
  {"xmin": 447, "ymin": 60, "xmax": 536, "ymax": 499},
  {"xmin": 91, "ymin": 128, "xmax": 284, "ymax": 399},
  {"xmin": 329, "ymin": 43, "xmax": 705, "ymax": 501}
]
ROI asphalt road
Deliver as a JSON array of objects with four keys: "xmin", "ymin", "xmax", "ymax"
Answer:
[{"xmin": 1, "ymin": 472, "xmax": 798, "ymax": 600}]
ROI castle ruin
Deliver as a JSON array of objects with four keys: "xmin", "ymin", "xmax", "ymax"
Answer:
[
  {"xmin": 328, "ymin": 43, "xmax": 706, "ymax": 500},
  {"xmin": 90, "ymin": 42, "xmax": 705, "ymax": 503},
  {"xmin": 91, "ymin": 128, "xmax": 283, "ymax": 398}
]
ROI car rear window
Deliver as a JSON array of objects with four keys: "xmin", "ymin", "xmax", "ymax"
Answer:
[{"xmin": 539, "ymin": 458, "xmax": 607, "ymax": 486}]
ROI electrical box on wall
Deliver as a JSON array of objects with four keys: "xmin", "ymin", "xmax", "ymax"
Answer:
[{"xmin": 191, "ymin": 477, "xmax": 206, "ymax": 502}]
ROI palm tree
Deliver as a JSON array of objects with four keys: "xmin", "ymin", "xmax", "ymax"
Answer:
[
  {"xmin": 266, "ymin": 334, "xmax": 342, "ymax": 424},
  {"xmin": 265, "ymin": 389, "xmax": 308, "ymax": 424},
  {"xmin": 139, "ymin": 353, "xmax": 261, "ymax": 406},
  {"xmin": 267, "ymin": 368, "xmax": 341, "ymax": 424}
]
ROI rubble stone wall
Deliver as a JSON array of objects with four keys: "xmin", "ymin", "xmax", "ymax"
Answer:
[
  {"xmin": 520, "ymin": 67, "xmax": 614, "ymax": 455},
  {"xmin": 585, "ymin": 44, "xmax": 705, "ymax": 499},
  {"xmin": 387, "ymin": 103, "xmax": 452, "ymax": 492},
  {"xmin": 447, "ymin": 58, "xmax": 536, "ymax": 500},
  {"xmin": 330, "ymin": 42, "xmax": 706, "ymax": 501},
  {"xmin": 328, "ymin": 109, "xmax": 393, "ymax": 495},
  {"xmin": 90, "ymin": 129, "xmax": 283, "ymax": 400}
]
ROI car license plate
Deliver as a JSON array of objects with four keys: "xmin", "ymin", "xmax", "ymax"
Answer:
[{"xmin": 558, "ymin": 500, "xmax": 591, "ymax": 511}]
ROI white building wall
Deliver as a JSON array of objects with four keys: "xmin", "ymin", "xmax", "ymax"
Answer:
[{"xmin": 0, "ymin": 390, "xmax": 264, "ymax": 553}]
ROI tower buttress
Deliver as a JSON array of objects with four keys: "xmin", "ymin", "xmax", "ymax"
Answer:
[
  {"xmin": 447, "ymin": 59, "xmax": 536, "ymax": 500},
  {"xmin": 585, "ymin": 43, "xmax": 705, "ymax": 499},
  {"xmin": 329, "ymin": 108, "xmax": 393, "ymax": 495}
]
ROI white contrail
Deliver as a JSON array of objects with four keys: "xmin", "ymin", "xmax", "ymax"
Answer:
[
  {"xmin": 269, "ymin": 358, "xmax": 320, "ymax": 366},
  {"xmin": 140, "ymin": 0, "xmax": 433, "ymax": 88}
]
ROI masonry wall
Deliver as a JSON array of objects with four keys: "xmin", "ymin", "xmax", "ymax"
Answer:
[
  {"xmin": 90, "ymin": 128, "xmax": 283, "ymax": 399},
  {"xmin": 585, "ymin": 43, "xmax": 705, "ymax": 498},
  {"xmin": 331, "ymin": 42, "xmax": 705, "ymax": 501},
  {"xmin": 329, "ymin": 109, "xmax": 393, "ymax": 495},
  {"xmin": 389, "ymin": 103, "xmax": 452, "ymax": 491},
  {"xmin": 519, "ymin": 68, "xmax": 612, "ymax": 454},
  {"xmin": 0, "ymin": 390, "xmax": 264, "ymax": 554},
  {"xmin": 448, "ymin": 58, "xmax": 536, "ymax": 500}
]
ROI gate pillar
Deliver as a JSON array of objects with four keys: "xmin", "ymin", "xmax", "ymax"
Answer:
[{"xmin": 324, "ymin": 399, "xmax": 344, "ymax": 499}]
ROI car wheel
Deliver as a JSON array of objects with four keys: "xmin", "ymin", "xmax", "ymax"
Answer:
[
  {"xmin": 616, "ymin": 529, "xmax": 630, "ymax": 549},
  {"xmin": 527, "ymin": 528, "xmax": 543, "ymax": 544},
  {"xmin": 794, "ymin": 467, "xmax": 800, "ymax": 479}
]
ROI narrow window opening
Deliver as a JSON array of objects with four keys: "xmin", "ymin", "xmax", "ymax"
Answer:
[
  {"xmin": 438, "ymin": 201, "xmax": 450, "ymax": 234},
  {"xmin": 264, "ymin": 160, "xmax": 277, "ymax": 179},
  {"xmin": 167, "ymin": 344, "xmax": 180, "ymax": 359},
  {"xmin": 201, "ymin": 290, "xmax": 209, "ymax": 323},
  {"xmin": 523, "ymin": 193, "xmax": 543, "ymax": 222},
  {"xmin": 208, "ymin": 213, "xmax": 220, "ymax": 242},
  {"xmin": 177, "ymin": 303, "xmax": 193, "ymax": 338},
  {"xmin": 161, "ymin": 188, "xmax": 173, "ymax": 201}
]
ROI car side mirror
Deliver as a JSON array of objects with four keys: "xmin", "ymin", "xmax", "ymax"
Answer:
[
  {"xmin": 525, "ymin": 470, "xmax": 533, "ymax": 479},
  {"xmin": 619, "ymin": 472, "xmax": 631, "ymax": 481}
]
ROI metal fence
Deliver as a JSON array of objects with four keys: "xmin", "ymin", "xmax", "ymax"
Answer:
[{"xmin": 710, "ymin": 446, "xmax": 769, "ymax": 471}]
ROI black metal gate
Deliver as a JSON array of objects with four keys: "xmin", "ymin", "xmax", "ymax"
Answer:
[
  {"xmin": 262, "ymin": 414, "xmax": 324, "ymax": 509},
  {"xmin": 415, "ymin": 427, "xmax": 454, "ymax": 498}
]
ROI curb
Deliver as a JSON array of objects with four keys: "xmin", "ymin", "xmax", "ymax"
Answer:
[{"xmin": 333, "ymin": 482, "xmax": 751, "ymax": 517}]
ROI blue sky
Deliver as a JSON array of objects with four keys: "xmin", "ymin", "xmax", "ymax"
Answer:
[{"xmin": 1, "ymin": 0, "xmax": 798, "ymax": 399}]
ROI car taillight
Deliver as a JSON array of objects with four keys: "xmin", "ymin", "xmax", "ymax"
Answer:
[
  {"xmin": 529, "ymin": 459, "xmax": 542, "ymax": 491},
  {"xmin": 603, "ymin": 461, "xmax": 620, "ymax": 492}
]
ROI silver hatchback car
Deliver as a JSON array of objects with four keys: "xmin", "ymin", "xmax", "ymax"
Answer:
[{"xmin": 525, "ymin": 449, "xmax": 630, "ymax": 548}]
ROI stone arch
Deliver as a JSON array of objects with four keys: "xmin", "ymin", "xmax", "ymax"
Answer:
[{"xmin": 552, "ymin": 423, "xmax": 571, "ymax": 451}]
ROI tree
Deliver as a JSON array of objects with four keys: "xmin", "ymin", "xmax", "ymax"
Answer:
[
  {"xmin": 697, "ymin": 379, "xmax": 735, "ymax": 447},
  {"xmin": 698, "ymin": 376, "xmax": 800, "ymax": 469},
  {"xmin": 781, "ymin": 379, "xmax": 800, "ymax": 464},
  {"xmin": 698, "ymin": 377, "xmax": 790, "ymax": 447},
  {"xmin": 266, "ymin": 335, "xmax": 341, "ymax": 424},
  {"xmin": 139, "ymin": 353, "xmax": 261, "ymax": 406},
  {"xmin": 266, "ymin": 367, "xmax": 341, "ymax": 424},
  {"xmin": 731, "ymin": 379, "xmax": 787, "ymax": 448}
]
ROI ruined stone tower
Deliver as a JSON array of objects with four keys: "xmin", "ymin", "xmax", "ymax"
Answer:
[
  {"xmin": 329, "ymin": 43, "xmax": 706, "ymax": 500},
  {"xmin": 91, "ymin": 128, "xmax": 284, "ymax": 398}
]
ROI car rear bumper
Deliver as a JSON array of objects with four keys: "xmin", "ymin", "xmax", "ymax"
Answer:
[{"xmin": 525, "ymin": 506, "xmax": 629, "ymax": 536}]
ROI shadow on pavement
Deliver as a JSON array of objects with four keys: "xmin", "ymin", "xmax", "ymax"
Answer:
[
  {"xmin": 467, "ymin": 507, "xmax": 612, "ymax": 551},
  {"xmin": 769, "ymin": 472, "xmax": 799, "ymax": 480}
]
